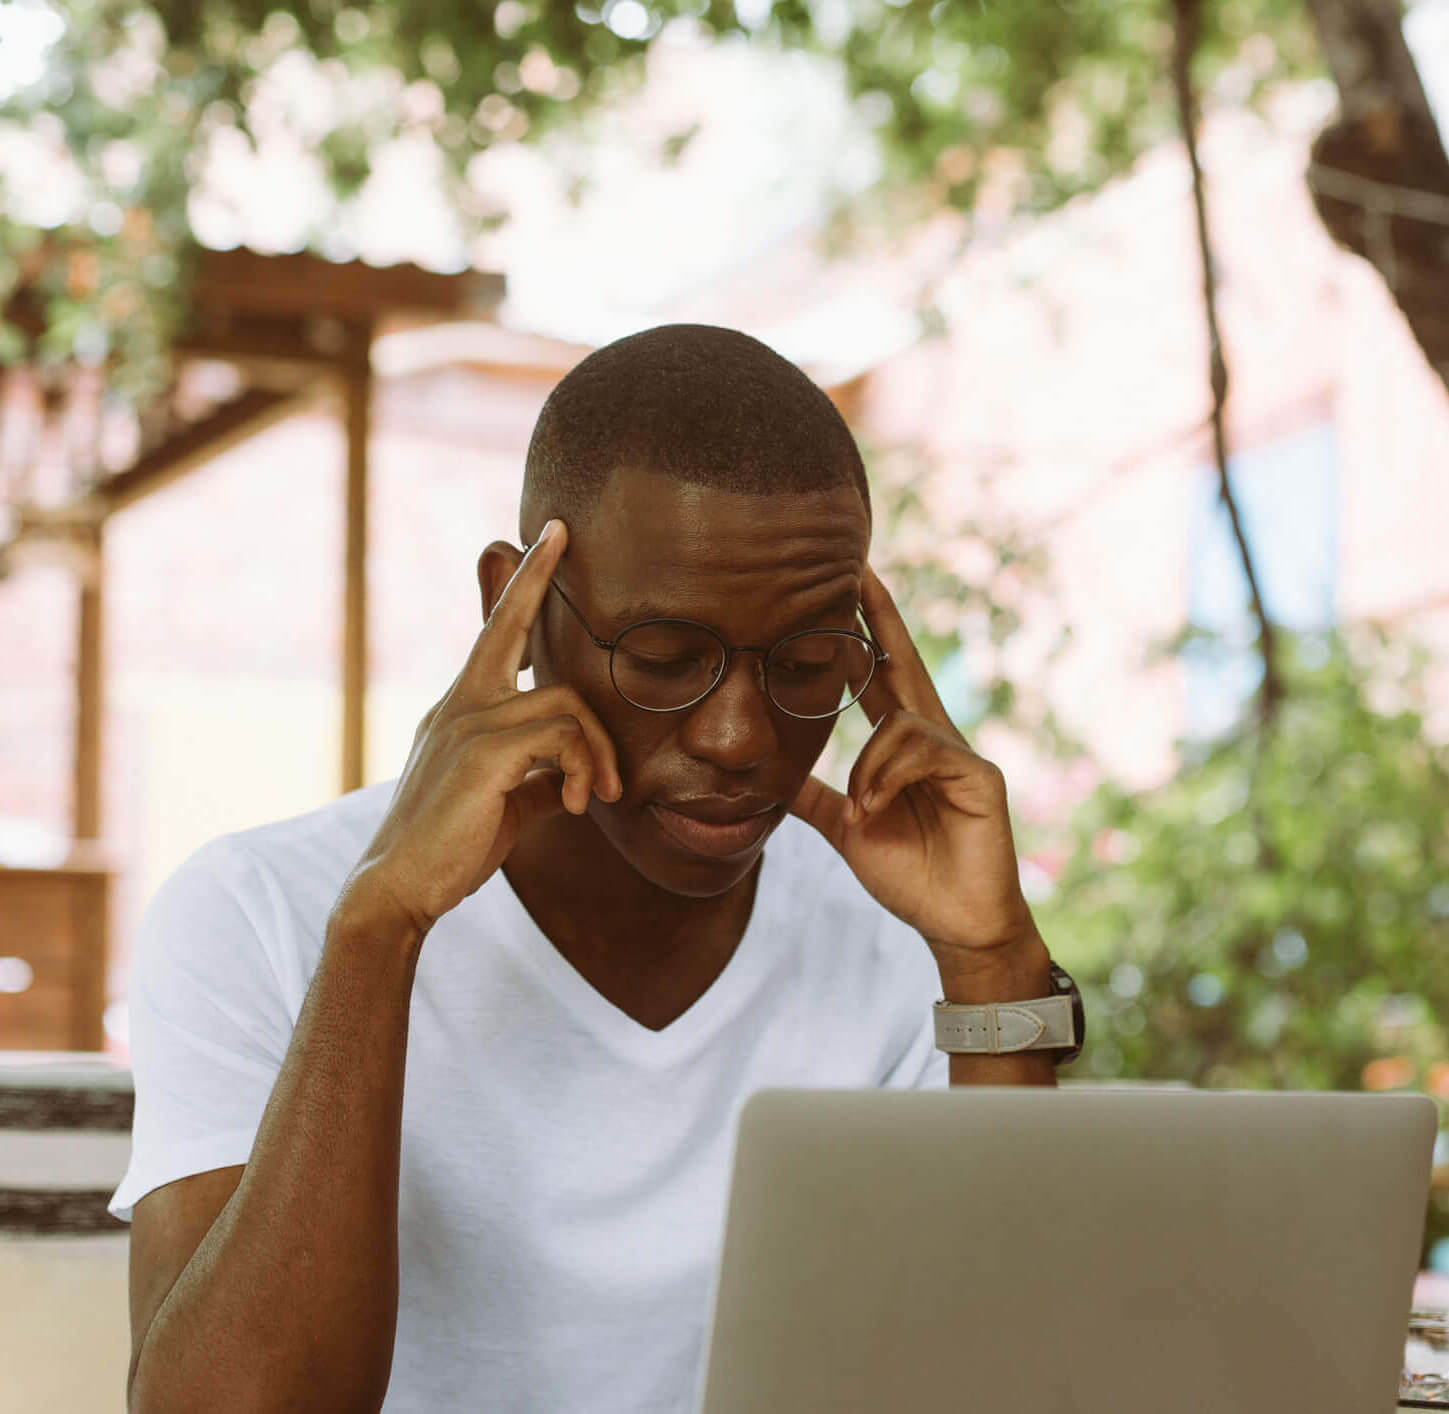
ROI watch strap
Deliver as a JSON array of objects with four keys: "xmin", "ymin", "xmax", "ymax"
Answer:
[{"xmin": 933, "ymin": 994, "xmax": 1077, "ymax": 1054}]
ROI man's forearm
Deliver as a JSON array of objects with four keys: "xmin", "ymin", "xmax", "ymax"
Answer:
[{"xmin": 130, "ymin": 889, "xmax": 425, "ymax": 1414}]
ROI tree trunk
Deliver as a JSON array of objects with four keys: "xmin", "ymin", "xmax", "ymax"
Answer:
[{"xmin": 1303, "ymin": 0, "xmax": 1449, "ymax": 392}]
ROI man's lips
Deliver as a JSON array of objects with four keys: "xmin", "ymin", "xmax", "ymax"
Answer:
[{"xmin": 648, "ymin": 800, "xmax": 780, "ymax": 858}]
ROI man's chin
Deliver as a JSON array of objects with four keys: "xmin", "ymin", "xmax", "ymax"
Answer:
[{"xmin": 586, "ymin": 799, "xmax": 778, "ymax": 899}]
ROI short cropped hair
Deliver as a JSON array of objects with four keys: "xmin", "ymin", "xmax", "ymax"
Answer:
[{"xmin": 521, "ymin": 324, "xmax": 870, "ymax": 534}]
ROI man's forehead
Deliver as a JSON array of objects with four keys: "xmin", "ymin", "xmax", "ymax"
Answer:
[
  {"xmin": 586, "ymin": 466, "xmax": 868, "ymax": 552},
  {"xmin": 566, "ymin": 468, "xmax": 869, "ymax": 622}
]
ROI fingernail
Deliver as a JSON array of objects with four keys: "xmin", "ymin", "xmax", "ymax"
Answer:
[
  {"xmin": 860, "ymin": 790, "xmax": 877, "ymax": 813},
  {"xmin": 539, "ymin": 519, "xmax": 561, "ymax": 543}
]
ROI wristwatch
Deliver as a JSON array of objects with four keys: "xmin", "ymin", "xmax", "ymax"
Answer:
[{"xmin": 933, "ymin": 960, "xmax": 1085, "ymax": 1065}]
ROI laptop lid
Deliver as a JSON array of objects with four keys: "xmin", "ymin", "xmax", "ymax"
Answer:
[{"xmin": 694, "ymin": 1087, "xmax": 1437, "ymax": 1414}]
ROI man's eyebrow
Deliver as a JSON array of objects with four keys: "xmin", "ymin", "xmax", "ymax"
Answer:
[{"xmin": 607, "ymin": 587, "xmax": 860, "ymax": 633}]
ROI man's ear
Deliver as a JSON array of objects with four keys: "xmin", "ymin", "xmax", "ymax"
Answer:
[{"xmin": 477, "ymin": 540, "xmax": 531, "ymax": 669}]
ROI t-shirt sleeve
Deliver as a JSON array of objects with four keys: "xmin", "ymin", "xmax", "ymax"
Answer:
[{"xmin": 109, "ymin": 838, "xmax": 297, "ymax": 1221}]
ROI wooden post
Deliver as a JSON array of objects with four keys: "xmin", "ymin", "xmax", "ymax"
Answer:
[
  {"xmin": 72, "ymin": 523, "xmax": 103, "ymax": 841},
  {"xmin": 69, "ymin": 522, "xmax": 110, "ymax": 1050},
  {"xmin": 341, "ymin": 326, "xmax": 373, "ymax": 794}
]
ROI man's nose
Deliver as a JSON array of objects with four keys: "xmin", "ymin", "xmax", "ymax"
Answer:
[{"xmin": 679, "ymin": 652, "xmax": 779, "ymax": 771}]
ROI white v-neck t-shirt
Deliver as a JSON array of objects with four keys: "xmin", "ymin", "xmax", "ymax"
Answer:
[{"xmin": 110, "ymin": 779, "xmax": 949, "ymax": 1413}]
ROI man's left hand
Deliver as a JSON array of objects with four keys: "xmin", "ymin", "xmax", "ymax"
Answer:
[{"xmin": 789, "ymin": 564, "xmax": 1039, "ymax": 973}]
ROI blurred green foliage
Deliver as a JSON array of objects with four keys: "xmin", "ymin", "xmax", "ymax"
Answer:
[
  {"xmin": 1, "ymin": 0, "xmax": 1321, "ymax": 402},
  {"xmin": 1037, "ymin": 626, "xmax": 1448, "ymax": 1090},
  {"xmin": 1031, "ymin": 625, "xmax": 1449, "ymax": 1261}
]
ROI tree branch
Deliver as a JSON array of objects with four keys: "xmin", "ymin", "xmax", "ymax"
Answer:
[{"xmin": 1171, "ymin": 0, "xmax": 1283, "ymax": 731}]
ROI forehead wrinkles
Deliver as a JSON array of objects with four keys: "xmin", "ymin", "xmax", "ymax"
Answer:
[
  {"xmin": 653, "ymin": 516, "xmax": 863, "ymax": 598},
  {"xmin": 572, "ymin": 475, "xmax": 870, "ymax": 623},
  {"xmin": 675, "ymin": 517, "xmax": 863, "ymax": 577},
  {"xmin": 674, "ymin": 558, "xmax": 859, "ymax": 620}
]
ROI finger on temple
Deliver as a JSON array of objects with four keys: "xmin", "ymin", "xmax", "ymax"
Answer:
[
  {"xmin": 860, "ymin": 565, "xmax": 950, "ymax": 722},
  {"xmin": 465, "ymin": 520, "xmax": 568, "ymax": 694}
]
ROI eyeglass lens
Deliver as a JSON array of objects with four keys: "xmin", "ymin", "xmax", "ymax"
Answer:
[{"xmin": 610, "ymin": 623, "xmax": 875, "ymax": 717}]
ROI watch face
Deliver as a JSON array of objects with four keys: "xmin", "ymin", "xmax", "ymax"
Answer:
[{"xmin": 1047, "ymin": 962, "xmax": 1086, "ymax": 1065}]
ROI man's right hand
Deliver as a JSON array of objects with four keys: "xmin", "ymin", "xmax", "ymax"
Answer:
[{"xmin": 341, "ymin": 518, "xmax": 622, "ymax": 939}]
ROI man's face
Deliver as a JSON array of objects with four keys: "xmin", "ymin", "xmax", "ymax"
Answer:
[{"xmin": 529, "ymin": 465, "xmax": 871, "ymax": 899}]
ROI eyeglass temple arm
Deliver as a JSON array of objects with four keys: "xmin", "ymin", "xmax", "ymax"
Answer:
[
  {"xmin": 546, "ymin": 579, "xmax": 616, "ymax": 651},
  {"xmin": 859, "ymin": 610, "xmax": 890, "ymax": 664}
]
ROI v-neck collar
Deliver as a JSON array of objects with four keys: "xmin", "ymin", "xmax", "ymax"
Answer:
[{"xmin": 487, "ymin": 839, "xmax": 785, "ymax": 1068}]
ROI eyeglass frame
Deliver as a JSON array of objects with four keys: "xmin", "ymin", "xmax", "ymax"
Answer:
[{"xmin": 542, "ymin": 576, "xmax": 890, "ymax": 720}]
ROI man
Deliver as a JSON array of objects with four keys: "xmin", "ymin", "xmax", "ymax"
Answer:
[{"xmin": 113, "ymin": 324, "xmax": 1080, "ymax": 1413}]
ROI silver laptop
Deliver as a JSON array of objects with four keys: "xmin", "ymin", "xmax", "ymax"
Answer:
[{"xmin": 694, "ymin": 1087, "xmax": 1438, "ymax": 1414}]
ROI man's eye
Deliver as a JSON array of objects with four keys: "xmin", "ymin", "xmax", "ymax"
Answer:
[
  {"xmin": 776, "ymin": 642, "xmax": 840, "ymax": 672},
  {"xmin": 620, "ymin": 653, "xmax": 701, "ymax": 678}
]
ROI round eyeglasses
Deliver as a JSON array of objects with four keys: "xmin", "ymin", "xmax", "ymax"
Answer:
[{"xmin": 546, "ymin": 579, "xmax": 888, "ymax": 720}]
